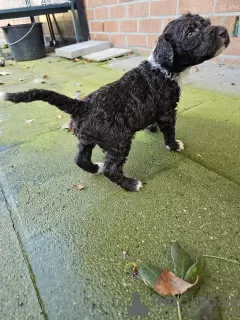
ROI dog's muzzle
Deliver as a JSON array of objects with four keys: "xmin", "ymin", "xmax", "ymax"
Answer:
[
  {"xmin": 213, "ymin": 26, "xmax": 230, "ymax": 57},
  {"xmin": 216, "ymin": 26, "xmax": 230, "ymax": 47}
]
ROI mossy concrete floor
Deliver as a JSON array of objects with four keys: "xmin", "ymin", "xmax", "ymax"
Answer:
[{"xmin": 0, "ymin": 55, "xmax": 240, "ymax": 320}]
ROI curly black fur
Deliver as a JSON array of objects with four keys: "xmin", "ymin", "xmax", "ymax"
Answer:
[{"xmin": 1, "ymin": 14, "xmax": 230, "ymax": 191}]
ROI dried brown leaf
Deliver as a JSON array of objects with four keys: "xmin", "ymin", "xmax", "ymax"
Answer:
[
  {"xmin": 192, "ymin": 66, "xmax": 199, "ymax": 72},
  {"xmin": 42, "ymin": 74, "xmax": 48, "ymax": 79},
  {"xmin": 154, "ymin": 269, "xmax": 199, "ymax": 296},
  {"xmin": 56, "ymin": 115, "xmax": 63, "ymax": 119},
  {"xmin": 24, "ymin": 65, "xmax": 29, "ymax": 69}
]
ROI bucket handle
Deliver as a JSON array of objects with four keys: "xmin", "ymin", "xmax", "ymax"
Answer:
[{"xmin": 5, "ymin": 22, "xmax": 36, "ymax": 46}]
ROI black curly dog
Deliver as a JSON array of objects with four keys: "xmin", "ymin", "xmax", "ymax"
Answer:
[{"xmin": 1, "ymin": 14, "xmax": 229, "ymax": 191}]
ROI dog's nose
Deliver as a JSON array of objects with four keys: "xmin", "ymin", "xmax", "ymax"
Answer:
[{"xmin": 217, "ymin": 26, "xmax": 227, "ymax": 37}]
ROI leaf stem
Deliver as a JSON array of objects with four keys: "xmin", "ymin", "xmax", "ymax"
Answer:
[
  {"xmin": 177, "ymin": 298, "xmax": 182, "ymax": 320},
  {"xmin": 203, "ymin": 255, "xmax": 240, "ymax": 266}
]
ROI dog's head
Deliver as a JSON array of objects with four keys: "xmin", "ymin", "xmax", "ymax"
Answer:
[{"xmin": 152, "ymin": 14, "xmax": 230, "ymax": 73}]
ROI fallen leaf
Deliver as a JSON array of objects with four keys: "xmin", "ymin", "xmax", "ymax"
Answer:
[
  {"xmin": 0, "ymin": 71, "xmax": 13, "ymax": 76},
  {"xmin": 197, "ymin": 154, "xmax": 203, "ymax": 157},
  {"xmin": 171, "ymin": 241, "xmax": 194, "ymax": 279},
  {"xmin": 61, "ymin": 121, "xmax": 71, "ymax": 130},
  {"xmin": 123, "ymin": 250, "xmax": 129, "ymax": 259},
  {"xmin": 154, "ymin": 269, "xmax": 199, "ymax": 296},
  {"xmin": 33, "ymin": 79, "xmax": 46, "ymax": 84},
  {"xmin": 194, "ymin": 297, "xmax": 223, "ymax": 320},
  {"xmin": 56, "ymin": 115, "xmax": 63, "ymax": 119},
  {"xmin": 42, "ymin": 74, "xmax": 48, "ymax": 79},
  {"xmin": 181, "ymin": 256, "xmax": 206, "ymax": 301},
  {"xmin": 72, "ymin": 183, "xmax": 85, "ymax": 190},
  {"xmin": 74, "ymin": 58, "xmax": 81, "ymax": 62},
  {"xmin": 192, "ymin": 66, "xmax": 199, "ymax": 72},
  {"xmin": 73, "ymin": 90, "xmax": 81, "ymax": 99},
  {"xmin": 0, "ymin": 59, "xmax": 5, "ymax": 67},
  {"xmin": 0, "ymin": 82, "xmax": 5, "ymax": 85},
  {"xmin": 25, "ymin": 119, "xmax": 34, "ymax": 123},
  {"xmin": 126, "ymin": 262, "xmax": 161, "ymax": 288},
  {"xmin": 19, "ymin": 78, "xmax": 25, "ymax": 82},
  {"xmin": 74, "ymin": 82, "xmax": 82, "ymax": 87},
  {"xmin": 24, "ymin": 65, "xmax": 29, "ymax": 69}
]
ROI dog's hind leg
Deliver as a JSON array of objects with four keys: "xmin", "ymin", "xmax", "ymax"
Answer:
[
  {"xmin": 103, "ymin": 145, "xmax": 143, "ymax": 192},
  {"xmin": 75, "ymin": 143, "xmax": 102, "ymax": 174}
]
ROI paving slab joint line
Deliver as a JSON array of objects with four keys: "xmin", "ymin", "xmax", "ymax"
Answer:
[
  {"xmin": 178, "ymin": 98, "xmax": 219, "ymax": 115},
  {"xmin": 179, "ymin": 153, "xmax": 240, "ymax": 188},
  {"xmin": 0, "ymin": 168, "xmax": 48, "ymax": 320}
]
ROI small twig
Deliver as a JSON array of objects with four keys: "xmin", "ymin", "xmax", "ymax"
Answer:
[
  {"xmin": 176, "ymin": 298, "xmax": 183, "ymax": 320},
  {"xmin": 203, "ymin": 255, "xmax": 240, "ymax": 266}
]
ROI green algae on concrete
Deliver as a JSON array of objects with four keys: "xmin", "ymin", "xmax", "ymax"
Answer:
[{"xmin": 1, "ymin": 56, "xmax": 240, "ymax": 320}]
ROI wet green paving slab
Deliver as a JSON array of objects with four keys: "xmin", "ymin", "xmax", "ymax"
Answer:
[
  {"xmin": 1, "ymin": 126, "xmax": 240, "ymax": 319},
  {"xmin": 0, "ymin": 57, "xmax": 240, "ymax": 319}
]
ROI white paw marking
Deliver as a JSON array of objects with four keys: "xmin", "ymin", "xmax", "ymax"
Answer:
[
  {"xmin": 135, "ymin": 180, "xmax": 143, "ymax": 191},
  {"xmin": 95, "ymin": 162, "xmax": 104, "ymax": 174},
  {"xmin": 165, "ymin": 140, "xmax": 184, "ymax": 152},
  {"xmin": 176, "ymin": 140, "xmax": 184, "ymax": 151},
  {"xmin": 0, "ymin": 92, "xmax": 6, "ymax": 101}
]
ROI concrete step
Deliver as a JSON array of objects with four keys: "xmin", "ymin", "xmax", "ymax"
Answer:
[
  {"xmin": 55, "ymin": 41, "xmax": 111, "ymax": 59},
  {"xmin": 82, "ymin": 48, "xmax": 133, "ymax": 62}
]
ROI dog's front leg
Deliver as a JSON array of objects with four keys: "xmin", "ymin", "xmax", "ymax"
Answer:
[{"xmin": 157, "ymin": 118, "xmax": 184, "ymax": 152}]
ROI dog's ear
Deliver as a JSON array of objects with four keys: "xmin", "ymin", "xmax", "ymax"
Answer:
[{"xmin": 153, "ymin": 36, "xmax": 174, "ymax": 69}]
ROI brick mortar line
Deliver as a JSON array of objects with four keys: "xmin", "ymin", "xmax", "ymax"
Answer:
[
  {"xmin": 213, "ymin": 0, "xmax": 217, "ymax": 14},
  {"xmin": 87, "ymin": 1, "xmax": 240, "ymax": 16},
  {"xmin": 87, "ymin": 12, "xmax": 240, "ymax": 22}
]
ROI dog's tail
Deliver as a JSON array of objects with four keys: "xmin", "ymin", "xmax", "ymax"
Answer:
[{"xmin": 0, "ymin": 89, "xmax": 83, "ymax": 115}]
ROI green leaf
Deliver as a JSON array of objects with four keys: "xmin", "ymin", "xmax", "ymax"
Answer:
[
  {"xmin": 137, "ymin": 262, "xmax": 161, "ymax": 288},
  {"xmin": 194, "ymin": 297, "xmax": 223, "ymax": 320},
  {"xmin": 181, "ymin": 255, "xmax": 206, "ymax": 301},
  {"xmin": 171, "ymin": 241, "xmax": 194, "ymax": 279}
]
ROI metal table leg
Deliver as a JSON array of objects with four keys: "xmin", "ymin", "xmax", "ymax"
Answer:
[{"xmin": 70, "ymin": 0, "xmax": 81, "ymax": 43}]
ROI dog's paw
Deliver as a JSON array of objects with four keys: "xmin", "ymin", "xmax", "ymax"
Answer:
[
  {"xmin": 121, "ymin": 178, "xmax": 143, "ymax": 191},
  {"xmin": 165, "ymin": 140, "xmax": 184, "ymax": 152},
  {"xmin": 176, "ymin": 140, "xmax": 184, "ymax": 151},
  {"xmin": 95, "ymin": 162, "xmax": 104, "ymax": 174}
]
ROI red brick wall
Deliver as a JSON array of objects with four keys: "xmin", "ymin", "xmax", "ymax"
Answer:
[{"xmin": 84, "ymin": 0, "xmax": 240, "ymax": 63}]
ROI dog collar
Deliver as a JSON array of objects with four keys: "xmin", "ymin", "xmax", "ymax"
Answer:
[{"xmin": 148, "ymin": 55, "xmax": 179, "ymax": 81}]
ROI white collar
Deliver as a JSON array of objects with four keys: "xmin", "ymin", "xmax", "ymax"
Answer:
[{"xmin": 148, "ymin": 54, "xmax": 179, "ymax": 81}]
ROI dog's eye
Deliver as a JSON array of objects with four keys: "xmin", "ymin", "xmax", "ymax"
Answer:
[{"xmin": 187, "ymin": 31, "xmax": 194, "ymax": 37}]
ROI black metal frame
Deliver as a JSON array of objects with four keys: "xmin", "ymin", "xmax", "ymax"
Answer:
[{"xmin": 0, "ymin": 1, "xmax": 89, "ymax": 45}]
